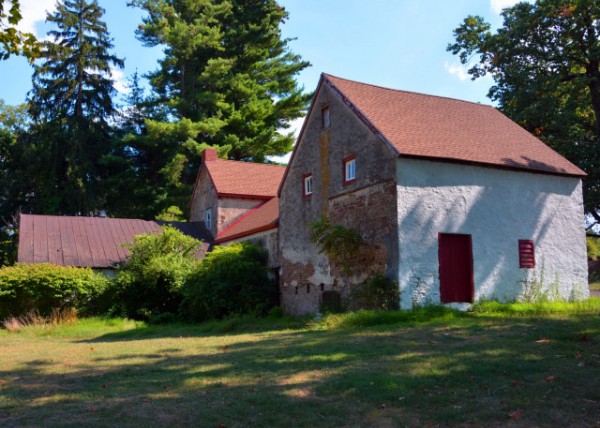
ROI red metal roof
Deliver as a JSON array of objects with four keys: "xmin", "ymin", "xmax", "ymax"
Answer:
[
  {"xmin": 215, "ymin": 197, "xmax": 279, "ymax": 244},
  {"xmin": 323, "ymin": 74, "xmax": 585, "ymax": 177},
  {"xmin": 17, "ymin": 214, "xmax": 212, "ymax": 268},
  {"xmin": 205, "ymin": 158, "xmax": 286, "ymax": 199}
]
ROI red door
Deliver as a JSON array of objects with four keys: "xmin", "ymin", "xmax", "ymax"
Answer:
[{"xmin": 438, "ymin": 233, "xmax": 474, "ymax": 303}]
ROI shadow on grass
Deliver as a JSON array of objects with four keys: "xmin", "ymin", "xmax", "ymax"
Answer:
[{"xmin": 1, "ymin": 313, "xmax": 599, "ymax": 427}]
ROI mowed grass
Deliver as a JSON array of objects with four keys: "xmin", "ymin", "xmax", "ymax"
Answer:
[{"xmin": 1, "ymin": 301, "xmax": 600, "ymax": 427}]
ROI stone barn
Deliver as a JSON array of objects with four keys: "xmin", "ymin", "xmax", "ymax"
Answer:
[{"xmin": 278, "ymin": 73, "xmax": 588, "ymax": 315}]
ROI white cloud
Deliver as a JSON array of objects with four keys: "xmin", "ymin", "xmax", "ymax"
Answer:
[
  {"xmin": 490, "ymin": 0, "xmax": 530, "ymax": 14},
  {"xmin": 444, "ymin": 61, "xmax": 469, "ymax": 81},
  {"xmin": 13, "ymin": 0, "xmax": 57, "ymax": 37},
  {"xmin": 110, "ymin": 67, "xmax": 129, "ymax": 94}
]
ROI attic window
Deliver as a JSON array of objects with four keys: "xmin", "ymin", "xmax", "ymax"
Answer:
[
  {"xmin": 322, "ymin": 107, "xmax": 330, "ymax": 129},
  {"xmin": 303, "ymin": 173, "xmax": 313, "ymax": 197},
  {"xmin": 343, "ymin": 155, "xmax": 356, "ymax": 185},
  {"xmin": 205, "ymin": 208, "xmax": 212, "ymax": 230},
  {"xmin": 518, "ymin": 240, "xmax": 535, "ymax": 268}
]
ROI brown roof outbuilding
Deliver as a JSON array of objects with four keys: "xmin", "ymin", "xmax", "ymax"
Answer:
[{"xmin": 17, "ymin": 214, "xmax": 212, "ymax": 268}]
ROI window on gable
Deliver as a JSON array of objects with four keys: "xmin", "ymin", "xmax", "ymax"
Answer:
[
  {"xmin": 518, "ymin": 240, "xmax": 535, "ymax": 268},
  {"xmin": 322, "ymin": 107, "xmax": 330, "ymax": 129},
  {"xmin": 303, "ymin": 174, "xmax": 313, "ymax": 197},
  {"xmin": 205, "ymin": 208, "xmax": 212, "ymax": 230},
  {"xmin": 343, "ymin": 155, "xmax": 356, "ymax": 185}
]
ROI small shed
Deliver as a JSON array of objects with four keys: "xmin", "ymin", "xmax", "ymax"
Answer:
[{"xmin": 17, "ymin": 214, "xmax": 212, "ymax": 273}]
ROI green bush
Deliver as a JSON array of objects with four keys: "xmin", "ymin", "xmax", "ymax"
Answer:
[
  {"xmin": 352, "ymin": 273, "xmax": 399, "ymax": 310},
  {"xmin": 587, "ymin": 236, "xmax": 600, "ymax": 260},
  {"xmin": 181, "ymin": 242, "xmax": 277, "ymax": 321},
  {"xmin": 0, "ymin": 263, "xmax": 110, "ymax": 319},
  {"xmin": 115, "ymin": 226, "xmax": 201, "ymax": 321}
]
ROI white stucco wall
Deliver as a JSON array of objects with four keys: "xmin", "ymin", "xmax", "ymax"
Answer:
[{"xmin": 396, "ymin": 158, "xmax": 588, "ymax": 308}]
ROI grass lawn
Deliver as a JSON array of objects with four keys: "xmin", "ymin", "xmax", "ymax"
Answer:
[{"xmin": 1, "ymin": 301, "xmax": 600, "ymax": 427}]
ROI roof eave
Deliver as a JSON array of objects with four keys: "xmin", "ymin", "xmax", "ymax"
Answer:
[{"xmin": 398, "ymin": 153, "xmax": 587, "ymax": 178}]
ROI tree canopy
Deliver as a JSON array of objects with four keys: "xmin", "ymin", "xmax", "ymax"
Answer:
[
  {"xmin": 448, "ymin": 0, "xmax": 600, "ymax": 227},
  {"xmin": 0, "ymin": 0, "xmax": 38, "ymax": 60},
  {"xmin": 100, "ymin": 0, "xmax": 311, "ymax": 219},
  {"xmin": 24, "ymin": 0, "xmax": 124, "ymax": 215}
]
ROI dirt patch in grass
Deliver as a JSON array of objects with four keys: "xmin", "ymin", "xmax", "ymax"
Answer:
[{"xmin": 1, "ymin": 307, "xmax": 600, "ymax": 427}]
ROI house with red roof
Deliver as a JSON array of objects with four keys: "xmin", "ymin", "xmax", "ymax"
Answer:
[
  {"xmin": 189, "ymin": 148, "xmax": 285, "ymax": 269},
  {"xmin": 278, "ymin": 74, "xmax": 589, "ymax": 315}
]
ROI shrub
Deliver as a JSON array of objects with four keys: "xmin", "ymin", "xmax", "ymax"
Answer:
[
  {"xmin": 587, "ymin": 236, "xmax": 600, "ymax": 260},
  {"xmin": 352, "ymin": 273, "xmax": 399, "ymax": 310},
  {"xmin": 0, "ymin": 263, "xmax": 109, "ymax": 319},
  {"xmin": 114, "ymin": 226, "xmax": 202, "ymax": 321},
  {"xmin": 180, "ymin": 242, "xmax": 277, "ymax": 321}
]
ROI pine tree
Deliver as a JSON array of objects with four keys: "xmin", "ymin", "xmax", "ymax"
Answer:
[
  {"xmin": 27, "ymin": 0, "xmax": 124, "ymax": 215},
  {"xmin": 120, "ymin": 0, "xmax": 310, "ymax": 216}
]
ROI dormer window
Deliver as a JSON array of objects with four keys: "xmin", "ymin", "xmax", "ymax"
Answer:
[
  {"xmin": 322, "ymin": 107, "xmax": 330, "ymax": 129},
  {"xmin": 303, "ymin": 173, "xmax": 313, "ymax": 197},
  {"xmin": 343, "ymin": 155, "xmax": 356, "ymax": 185}
]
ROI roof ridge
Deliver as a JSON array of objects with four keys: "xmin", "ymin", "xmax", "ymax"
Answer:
[
  {"xmin": 211, "ymin": 158, "xmax": 287, "ymax": 168},
  {"xmin": 323, "ymin": 73, "xmax": 495, "ymax": 109}
]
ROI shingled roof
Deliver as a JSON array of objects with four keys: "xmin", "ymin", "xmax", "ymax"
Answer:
[
  {"xmin": 203, "ymin": 154, "xmax": 286, "ymax": 199},
  {"xmin": 215, "ymin": 197, "xmax": 279, "ymax": 244},
  {"xmin": 17, "ymin": 214, "xmax": 212, "ymax": 268},
  {"xmin": 318, "ymin": 74, "xmax": 585, "ymax": 177}
]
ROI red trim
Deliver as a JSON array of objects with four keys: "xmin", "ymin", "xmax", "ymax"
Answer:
[
  {"xmin": 217, "ymin": 192, "xmax": 273, "ymax": 200},
  {"xmin": 343, "ymin": 155, "xmax": 356, "ymax": 186},
  {"xmin": 302, "ymin": 173, "xmax": 313, "ymax": 197},
  {"xmin": 215, "ymin": 199, "xmax": 278, "ymax": 244},
  {"xmin": 216, "ymin": 223, "xmax": 278, "ymax": 244}
]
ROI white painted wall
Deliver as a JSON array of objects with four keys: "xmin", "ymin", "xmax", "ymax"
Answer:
[{"xmin": 396, "ymin": 158, "xmax": 588, "ymax": 308}]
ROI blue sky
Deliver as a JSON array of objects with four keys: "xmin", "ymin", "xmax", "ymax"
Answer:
[{"xmin": 0, "ymin": 0, "xmax": 526, "ymax": 127}]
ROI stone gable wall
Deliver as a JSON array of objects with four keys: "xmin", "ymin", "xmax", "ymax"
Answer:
[{"xmin": 279, "ymin": 82, "xmax": 399, "ymax": 315}]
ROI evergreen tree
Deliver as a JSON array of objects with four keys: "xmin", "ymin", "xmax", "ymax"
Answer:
[
  {"xmin": 27, "ymin": 0, "xmax": 123, "ymax": 215},
  {"xmin": 119, "ymin": 0, "xmax": 309, "ymax": 216}
]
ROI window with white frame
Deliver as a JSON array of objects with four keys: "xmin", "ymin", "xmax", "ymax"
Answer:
[
  {"xmin": 303, "ymin": 174, "xmax": 313, "ymax": 196},
  {"xmin": 344, "ymin": 156, "xmax": 356, "ymax": 184},
  {"xmin": 205, "ymin": 208, "xmax": 212, "ymax": 230}
]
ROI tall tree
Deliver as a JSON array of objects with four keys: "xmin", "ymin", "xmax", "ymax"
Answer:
[
  {"xmin": 0, "ymin": 0, "xmax": 38, "ymax": 60},
  {"xmin": 27, "ymin": 0, "xmax": 124, "ymax": 215},
  {"xmin": 136, "ymin": 0, "xmax": 310, "ymax": 161},
  {"xmin": 448, "ymin": 0, "xmax": 600, "ymax": 227}
]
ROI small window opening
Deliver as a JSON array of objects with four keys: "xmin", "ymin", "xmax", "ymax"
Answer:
[
  {"xmin": 518, "ymin": 240, "xmax": 535, "ymax": 268},
  {"xmin": 303, "ymin": 174, "xmax": 313, "ymax": 197},
  {"xmin": 343, "ymin": 156, "xmax": 356, "ymax": 184},
  {"xmin": 320, "ymin": 283, "xmax": 324, "ymax": 292},
  {"xmin": 295, "ymin": 286, "xmax": 298, "ymax": 295},
  {"xmin": 322, "ymin": 107, "xmax": 330, "ymax": 129},
  {"xmin": 204, "ymin": 208, "xmax": 212, "ymax": 230},
  {"xmin": 307, "ymin": 284, "xmax": 310, "ymax": 294}
]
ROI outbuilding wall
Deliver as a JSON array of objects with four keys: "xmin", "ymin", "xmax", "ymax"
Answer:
[
  {"xmin": 396, "ymin": 158, "xmax": 589, "ymax": 308},
  {"xmin": 190, "ymin": 167, "xmax": 263, "ymax": 238},
  {"xmin": 189, "ymin": 167, "xmax": 219, "ymax": 237},
  {"xmin": 279, "ymin": 81, "xmax": 399, "ymax": 315}
]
